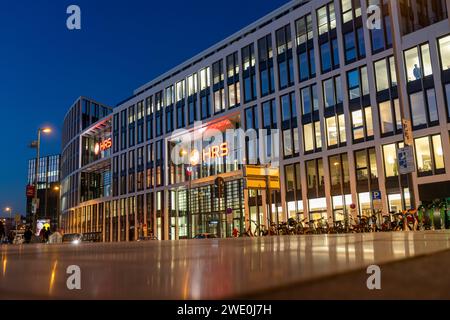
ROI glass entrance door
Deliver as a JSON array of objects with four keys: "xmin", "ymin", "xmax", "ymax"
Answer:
[{"xmin": 248, "ymin": 189, "xmax": 263, "ymax": 234}]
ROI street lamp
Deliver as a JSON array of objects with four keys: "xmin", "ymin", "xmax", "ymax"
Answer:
[
  {"xmin": 3, "ymin": 207, "xmax": 14, "ymax": 231},
  {"xmin": 186, "ymin": 149, "xmax": 199, "ymax": 239},
  {"xmin": 53, "ymin": 185, "xmax": 61, "ymax": 232},
  {"xmin": 388, "ymin": 1, "xmax": 417, "ymax": 210},
  {"xmin": 31, "ymin": 127, "xmax": 52, "ymax": 232},
  {"xmin": 334, "ymin": 161, "xmax": 348, "ymax": 231}
]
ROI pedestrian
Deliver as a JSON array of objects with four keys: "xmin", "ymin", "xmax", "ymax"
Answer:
[
  {"xmin": 44, "ymin": 227, "xmax": 51, "ymax": 243},
  {"xmin": 24, "ymin": 227, "xmax": 32, "ymax": 244},
  {"xmin": 39, "ymin": 227, "xmax": 46, "ymax": 243},
  {"xmin": 413, "ymin": 64, "xmax": 422, "ymax": 80}
]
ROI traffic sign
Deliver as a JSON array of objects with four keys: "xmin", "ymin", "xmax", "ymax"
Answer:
[
  {"xmin": 243, "ymin": 165, "xmax": 281, "ymax": 190},
  {"xmin": 26, "ymin": 185, "xmax": 35, "ymax": 198},
  {"xmin": 243, "ymin": 165, "xmax": 280, "ymax": 178},
  {"xmin": 244, "ymin": 177, "xmax": 267, "ymax": 189},
  {"xmin": 31, "ymin": 198, "xmax": 40, "ymax": 214},
  {"xmin": 372, "ymin": 191, "xmax": 382, "ymax": 201},
  {"xmin": 398, "ymin": 146, "xmax": 415, "ymax": 174}
]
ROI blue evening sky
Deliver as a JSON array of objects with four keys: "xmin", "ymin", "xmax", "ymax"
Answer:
[{"xmin": 0, "ymin": 0, "xmax": 290, "ymax": 216}]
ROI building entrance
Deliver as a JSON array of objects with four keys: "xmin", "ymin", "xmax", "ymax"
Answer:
[{"xmin": 169, "ymin": 179, "xmax": 245, "ymax": 239}]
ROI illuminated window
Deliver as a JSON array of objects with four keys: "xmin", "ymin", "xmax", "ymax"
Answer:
[
  {"xmin": 333, "ymin": 194, "xmax": 352, "ymax": 222},
  {"xmin": 187, "ymin": 74, "xmax": 197, "ymax": 96},
  {"xmin": 325, "ymin": 114, "xmax": 346, "ymax": 147},
  {"xmin": 351, "ymin": 110, "xmax": 364, "ymax": 140},
  {"xmin": 317, "ymin": 2, "xmax": 336, "ymax": 35},
  {"xmin": 404, "ymin": 44, "xmax": 433, "ymax": 82},
  {"xmin": 358, "ymin": 192, "xmax": 372, "ymax": 216},
  {"xmin": 342, "ymin": 0, "xmax": 361, "ymax": 23},
  {"xmin": 339, "ymin": 114, "xmax": 347, "ymax": 144},
  {"xmin": 314, "ymin": 122, "xmax": 322, "ymax": 149},
  {"xmin": 439, "ymin": 35, "xmax": 450, "ymax": 71},
  {"xmin": 326, "ymin": 116, "xmax": 338, "ymax": 146},
  {"xmin": 374, "ymin": 59, "xmax": 389, "ymax": 92},
  {"xmin": 415, "ymin": 136, "xmax": 432, "ymax": 174},
  {"xmin": 317, "ymin": 6, "xmax": 328, "ymax": 36},
  {"xmin": 380, "ymin": 101, "xmax": 393, "ymax": 134},
  {"xmin": 199, "ymin": 68, "xmax": 210, "ymax": 91},
  {"xmin": 415, "ymin": 135, "xmax": 445, "ymax": 176},
  {"xmin": 365, "ymin": 107, "xmax": 373, "ymax": 137},
  {"xmin": 309, "ymin": 197, "xmax": 327, "ymax": 221},
  {"xmin": 379, "ymin": 99, "xmax": 401, "ymax": 135},
  {"xmin": 433, "ymin": 135, "xmax": 445, "ymax": 170},
  {"xmin": 329, "ymin": 153, "xmax": 349, "ymax": 190},
  {"xmin": 304, "ymin": 123, "xmax": 314, "ymax": 152},
  {"xmin": 383, "ymin": 142, "xmax": 404, "ymax": 177}
]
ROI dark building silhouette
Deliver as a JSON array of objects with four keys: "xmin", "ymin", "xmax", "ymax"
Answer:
[{"xmin": 26, "ymin": 155, "xmax": 61, "ymax": 230}]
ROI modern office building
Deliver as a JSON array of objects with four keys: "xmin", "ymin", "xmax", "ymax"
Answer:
[
  {"xmin": 60, "ymin": 97, "xmax": 114, "ymax": 236},
  {"xmin": 61, "ymin": 0, "xmax": 450, "ymax": 241},
  {"xmin": 26, "ymin": 154, "xmax": 61, "ymax": 230}
]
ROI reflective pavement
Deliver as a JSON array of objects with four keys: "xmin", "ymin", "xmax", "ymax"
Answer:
[{"xmin": 1, "ymin": 231, "xmax": 450, "ymax": 300}]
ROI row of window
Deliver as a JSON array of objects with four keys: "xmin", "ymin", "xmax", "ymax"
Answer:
[
  {"xmin": 111, "ymin": 15, "xmax": 450, "ymax": 157},
  {"xmin": 107, "ymin": 129, "xmax": 446, "ymax": 202},
  {"xmin": 112, "ymin": 1, "xmax": 392, "ymax": 144}
]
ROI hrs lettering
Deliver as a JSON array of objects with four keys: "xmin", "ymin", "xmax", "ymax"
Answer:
[{"xmin": 222, "ymin": 305, "xmax": 272, "ymax": 317}]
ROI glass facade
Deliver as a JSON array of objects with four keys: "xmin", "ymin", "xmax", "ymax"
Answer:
[{"xmin": 61, "ymin": 0, "xmax": 450, "ymax": 241}]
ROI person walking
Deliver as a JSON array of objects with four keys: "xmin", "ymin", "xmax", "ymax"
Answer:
[
  {"xmin": 44, "ymin": 227, "xmax": 51, "ymax": 243},
  {"xmin": 24, "ymin": 227, "xmax": 32, "ymax": 244},
  {"xmin": 39, "ymin": 227, "xmax": 46, "ymax": 243}
]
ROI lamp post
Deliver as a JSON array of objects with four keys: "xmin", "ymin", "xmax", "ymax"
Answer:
[
  {"xmin": 53, "ymin": 185, "xmax": 61, "ymax": 232},
  {"xmin": 186, "ymin": 149, "xmax": 199, "ymax": 239},
  {"xmin": 388, "ymin": 0, "xmax": 417, "ymax": 210},
  {"xmin": 31, "ymin": 127, "xmax": 52, "ymax": 232},
  {"xmin": 4, "ymin": 207, "xmax": 12, "ymax": 230},
  {"xmin": 334, "ymin": 161, "xmax": 348, "ymax": 231}
]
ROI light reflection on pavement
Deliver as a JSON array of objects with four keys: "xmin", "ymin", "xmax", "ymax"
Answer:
[{"xmin": 1, "ymin": 231, "xmax": 450, "ymax": 300}]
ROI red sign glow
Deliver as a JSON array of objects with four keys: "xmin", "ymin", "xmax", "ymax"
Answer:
[{"xmin": 95, "ymin": 138, "xmax": 112, "ymax": 155}]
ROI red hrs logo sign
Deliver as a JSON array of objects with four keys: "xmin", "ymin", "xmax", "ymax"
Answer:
[
  {"xmin": 95, "ymin": 138, "xmax": 112, "ymax": 155},
  {"xmin": 202, "ymin": 142, "xmax": 229, "ymax": 161}
]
